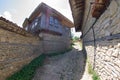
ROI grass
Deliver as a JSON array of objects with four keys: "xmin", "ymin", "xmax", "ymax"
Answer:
[
  {"xmin": 88, "ymin": 62, "xmax": 100, "ymax": 80},
  {"xmin": 79, "ymin": 41, "xmax": 82, "ymax": 50},
  {"xmin": 6, "ymin": 54, "xmax": 46, "ymax": 80},
  {"xmin": 92, "ymin": 72, "xmax": 100, "ymax": 80},
  {"xmin": 6, "ymin": 48, "xmax": 72, "ymax": 80},
  {"xmin": 71, "ymin": 42, "xmax": 75, "ymax": 46},
  {"xmin": 88, "ymin": 62, "xmax": 93, "ymax": 74},
  {"xmin": 71, "ymin": 39, "xmax": 82, "ymax": 50}
]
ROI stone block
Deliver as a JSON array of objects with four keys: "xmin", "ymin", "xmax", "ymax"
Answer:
[
  {"xmin": 106, "ymin": 49, "xmax": 113, "ymax": 57},
  {"xmin": 109, "ymin": 1, "xmax": 118, "ymax": 17},
  {"xmin": 112, "ymin": 49, "xmax": 119, "ymax": 57},
  {"xmin": 104, "ymin": 56, "xmax": 111, "ymax": 62}
]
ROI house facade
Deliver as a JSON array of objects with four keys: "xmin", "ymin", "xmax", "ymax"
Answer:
[
  {"xmin": 23, "ymin": 3, "xmax": 73, "ymax": 36},
  {"xmin": 23, "ymin": 3, "xmax": 74, "ymax": 53}
]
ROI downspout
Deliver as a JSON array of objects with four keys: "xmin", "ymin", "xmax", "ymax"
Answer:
[
  {"xmin": 81, "ymin": 1, "xmax": 102, "ymax": 70},
  {"xmin": 82, "ymin": 0, "xmax": 111, "ymax": 70},
  {"xmin": 92, "ymin": 24, "xmax": 97, "ymax": 70},
  {"xmin": 82, "ymin": 17, "xmax": 98, "ymax": 70}
]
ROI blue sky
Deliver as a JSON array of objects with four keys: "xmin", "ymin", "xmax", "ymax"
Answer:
[
  {"xmin": 0, "ymin": 0, "xmax": 21, "ymax": 13},
  {"xmin": 0, "ymin": 0, "xmax": 11, "ymax": 11},
  {"xmin": 0, "ymin": 0, "xmax": 81, "ymax": 37}
]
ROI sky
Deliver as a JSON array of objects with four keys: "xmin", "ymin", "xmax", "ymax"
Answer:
[{"xmin": 0, "ymin": 0, "xmax": 81, "ymax": 37}]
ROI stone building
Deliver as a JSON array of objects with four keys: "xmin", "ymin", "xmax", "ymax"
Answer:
[
  {"xmin": 70, "ymin": 0, "xmax": 120, "ymax": 80},
  {"xmin": 23, "ymin": 2, "xmax": 73, "ymax": 53}
]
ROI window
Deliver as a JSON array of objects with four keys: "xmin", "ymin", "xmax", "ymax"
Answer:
[
  {"xmin": 49, "ymin": 16, "xmax": 54, "ymax": 25},
  {"xmin": 49, "ymin": 16, "xmax": 60, "ymax": 28},
  {"xmin": 31, "ymin": 24, "xmax": 35, "ymax": 29},
  {"xmin": 55, "ymin": 19, "xmax": 58, "ymax": 24},
  {"xmin": 34, "ymin": 18, "xmax": 38, "ymax": 26},
  {"xmin": 55, "ymin": 19, "xmax": 59, "ymax": 28},
  {"xmin": 35, "ymin": 22, "xmax": 37, "ymax": 26},
  {"xmin": 25, "ymin": 26, "xmax": 28, "ymax": 31}
]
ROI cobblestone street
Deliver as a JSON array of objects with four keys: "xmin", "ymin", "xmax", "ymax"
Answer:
[{"xmin": 33, "ymin": 43, "xmax": 92, "ymax": 80}]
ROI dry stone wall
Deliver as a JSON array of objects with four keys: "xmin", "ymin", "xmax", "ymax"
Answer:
[
  {"xmin": 82, "ymin": 0, "xmax": 120, "ymax": 80},
  {"xmin": 0, "ymin": 18, "xmax": 43, "ymax": 80}
]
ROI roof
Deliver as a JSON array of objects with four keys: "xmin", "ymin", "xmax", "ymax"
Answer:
[
  {"xmin": 0, "ymin": 17, "xmax": 33, "ymax": 37},
  {"xmin": 23, "ymin": 2, "xmax": 74, "ymax": 28},
  {"xmin": 69, "ymin": 0, "xmax": 85, "ymax": 32},
  {"xmin": 69, "ymin": 0, "xmax": 111, "ymax": 32}
]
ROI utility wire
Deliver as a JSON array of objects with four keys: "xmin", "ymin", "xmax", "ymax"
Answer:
[
  {"xmin": 81, "ymin": 2, "xmax": 98, "ymax": 70},
  {"xmin": 81, "ymin": 1, "xmax": 111, "ymax": 70}
]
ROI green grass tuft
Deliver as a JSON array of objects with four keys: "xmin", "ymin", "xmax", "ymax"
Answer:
[
  {"xmin": 88, "ymin": 62, "xmax": 93, "ymax": 74},
  {"xmin": 88, "ymin": 62, "xmax": 100, "ymax": 80},
  {"xmin": 92, "ymin": 72, "xmax": 100, "ymax": 80}
]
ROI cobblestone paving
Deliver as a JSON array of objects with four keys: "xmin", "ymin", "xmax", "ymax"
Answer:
[{"xmin": 33, "ymin": 43, "xmax": 92, "ymax": 80}]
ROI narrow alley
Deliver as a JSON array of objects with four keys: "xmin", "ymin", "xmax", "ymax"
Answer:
[{"xmin": 32, "ymin": 43, "xmax": 92, "ymax": 80}]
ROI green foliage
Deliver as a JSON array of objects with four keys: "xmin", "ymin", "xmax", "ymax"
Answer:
[
  {"xmin": 71, "ymin": 42, "xmax": 75, "ymax": 46},
  {"xmin": 6, "ymin": 54, "xmax": 46, "ymax": 80},
  {"xmin": 72, "ymin": 36, "xmax": 79, "ymax": 41},
  {"xmin": 92, "ymin": 72, "xmax": 100, "ymax": 80},
  {"xmin": 6, "ymin": 48, "xmax": 72, "ymax": 80},
  {"xmin": 88, "ymin": 62, "xmax": 100, "ymax": 80},
  {"xmin": 79, "ymin": 42, "xmax": 82, "ymax": 50},
  {"xmin": 88, "ymin": 62, "xmax": 93, "ymax": 74}
]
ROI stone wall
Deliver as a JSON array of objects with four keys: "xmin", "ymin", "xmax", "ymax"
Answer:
[
  {"xmin": 82, "ymin": 0, "xmax": 120, "ymax": 80},
  {"xmin": 39, "ymin": 32, "xmax": 71, "ymax": 54},
  {"xmin": 0, "ymin": 18, "xmax": 43, "ymax": 80}
]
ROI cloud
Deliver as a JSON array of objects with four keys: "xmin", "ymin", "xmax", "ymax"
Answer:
[
  {"xmin": 3, "ymin": 11, "xmax": 12, "ymax": 21},
  {"xmin": 0, "ymin": 11, "xmax": 13, "ymax": 21}
]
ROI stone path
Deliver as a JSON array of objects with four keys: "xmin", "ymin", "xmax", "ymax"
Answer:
[{"xmin": 32, "ymin": 43, "xmax": 92, "ymax": 80}]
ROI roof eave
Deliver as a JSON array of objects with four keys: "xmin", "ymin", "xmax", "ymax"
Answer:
[{"xmin": 69, "ymin": 0, "xmax": 85, "ymax": 31}]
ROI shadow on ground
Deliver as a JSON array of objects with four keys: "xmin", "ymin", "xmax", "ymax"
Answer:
[{"xmin": 32, "ymin": 47, "xmax": 87, "ymax": 80}]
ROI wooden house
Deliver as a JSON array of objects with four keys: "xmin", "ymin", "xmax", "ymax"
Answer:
[
  {"xmin": 23, "ymin": 2, "xmax": 73, "ymax": 36},
  {"xmin": 23, "ymin": 2, "xmax": 74, "ymax": 53}
]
